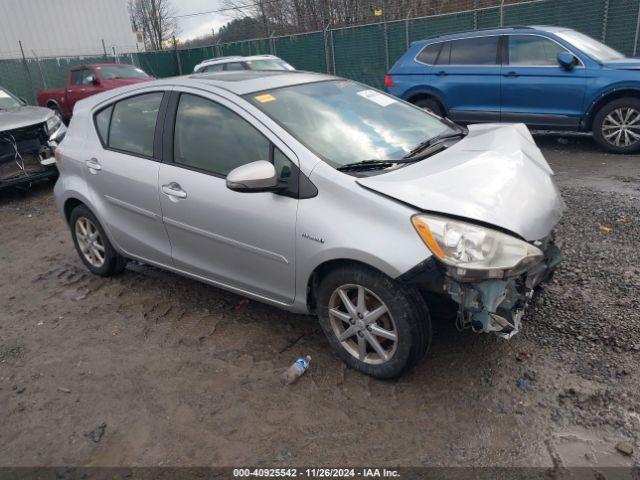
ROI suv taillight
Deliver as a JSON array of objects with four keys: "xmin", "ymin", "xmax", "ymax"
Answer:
[{"xmin": 384, "ymin": 74, "xmax": 395, "ymax": 88}]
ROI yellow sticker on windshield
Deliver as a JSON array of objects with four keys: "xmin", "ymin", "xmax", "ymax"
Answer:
[{"xmin": 255, "ymin": 94, "xmax": 276, "ymax": 103}]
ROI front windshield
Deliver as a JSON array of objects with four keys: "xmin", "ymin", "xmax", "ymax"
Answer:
[
  {"xmin": 97, "ymin": 65, "xmax": 150, "ymax": 80},
  {"xmin": 555, "ymin": 30, "xmax": 626, "ymax": 61},
  {"xmin": 0, "ymin": 87, "xmax": 23, "ymax": 109},
  {"xmin": 246, "ymin": 80, "xmax": 452, "ymax": 167},
  {"xmin": 247, "ymin": 59, "xmax": 295, "ymax": 71}
]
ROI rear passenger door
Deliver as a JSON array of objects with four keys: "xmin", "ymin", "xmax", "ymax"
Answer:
[
  {"xmin": 84, "ymin": 90, "xmax": 173, "ymax": 265},
  {"xmin": 500, "ymin": 34, "xmax": 587, "ymax": 128},
  {"xmin": 425, "ymin": 36, "xmax": 501, "ymax": 123}
]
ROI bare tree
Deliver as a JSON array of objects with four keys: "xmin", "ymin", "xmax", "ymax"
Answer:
[{"xmin": 129, "ymin": 0, "xmax": 179, "ymax": 51}]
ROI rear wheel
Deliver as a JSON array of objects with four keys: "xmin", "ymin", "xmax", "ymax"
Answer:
[
  {"xmin": 317, "ymin": 265, "xmax": 431, "ymax": 378},
  {"xmin": 69, "ymin": 205, "xmax": 127, "ymax": 276},
  {"xmin": 413, "ymin": 97, "xmax": 444, "ymax": 117},
  {"xmin": 592, "ymin": 97, "xmax": 640, "ymax": 154}
]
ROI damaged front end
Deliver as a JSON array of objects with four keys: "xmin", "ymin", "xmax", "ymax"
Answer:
[
  {"xmin": 406, "ymin": 214, "xmax": 562, "ymax": 339},
  {"xmin": 444, "ymin": 238, "xmax": 561, "ymax": 338},
  {"xmin": 0, "ymin": 117, "xmax": 64, "ymax": 189}
]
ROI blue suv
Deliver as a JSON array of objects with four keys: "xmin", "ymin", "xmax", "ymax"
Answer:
[{"xmin": 385, "ymin": 26, "xmax": 640, "ymax": 153}]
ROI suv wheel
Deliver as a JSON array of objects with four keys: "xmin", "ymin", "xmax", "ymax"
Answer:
[
  {"xmin": 414, "ymin": 98, "xmax": 443, "ymax": 117},
  {"xmin": 69, "ymin": 205, "xmax": 127, "ymax": 276},
  {"xmin": 593, "ymin": 97, "xmax": 640, "ymax": 153},
  {"xmin": 317, "ymin": 265, "xmax": 431, "ymax": 378}
]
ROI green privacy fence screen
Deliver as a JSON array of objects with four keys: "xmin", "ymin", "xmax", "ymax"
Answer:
[{"xmin": 3, "ymin": 0, "xmax": 640, "ymax": 104}]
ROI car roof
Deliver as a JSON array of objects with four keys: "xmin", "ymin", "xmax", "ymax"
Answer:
[
  {"xmin": 185, "ymin": 70, "xmax": 333, "ymax": 95},
  {"xmin": 70, "ymin": 63, "xmax": 138, "ymax": 71},
  {"xmin": 196, "ymin": 54, "xmax": 282, "ymax": 66},
  {"xmin": 411, "ymin": 25, "xmax": 572, "ymax": 45}
]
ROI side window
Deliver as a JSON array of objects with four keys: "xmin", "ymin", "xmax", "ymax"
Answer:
[
  {"xmin": 81, "ymin": 69, "xmax": 95, "ymax": 84},
  {"xmin": 95, "ymin": 105, "xmax": 113, "ymax": 145},
  {"xmin": 436, "ymin": 42, "xmax": 451, "ymax": 65},
  {"xmin": 273, "ymin": 147, "xmax": 294, "ymax": 181},
  {"xmin": 417, "ymin": 43, "xmax": 442, "ymax": 64},
  {"xmin": 70, "ymin": 70, "xmax": 83, "ymax": 85},
  {"xmin": 173, "ymin": 93, "xmax": 270, "ymax": 176},
  {"xmin": 449, "ymin": 37, "xmax": 499, "ymax": 65},
  {"xmin": 108, "ymin": 92, "xmax": 163, "ymax": 157},
  {"xmin": 203, "ymin": 64, "xmax": 224, "ymax": 72},
  {"xmin": 225, "ymin": 62, "xmax": 245, "ymax": 71},
  {"xmin": 508, "ymin": 35, "xmax": 568, "ymax": 66}
]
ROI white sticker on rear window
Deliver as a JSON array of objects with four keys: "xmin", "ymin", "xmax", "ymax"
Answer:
[
  {"xmin": 357, "ymin": 89, "xmax": 396, "ymax": 107},
  {"xmin": 0, "ymin": 90, "xmax": 9, "ymax": 98}
]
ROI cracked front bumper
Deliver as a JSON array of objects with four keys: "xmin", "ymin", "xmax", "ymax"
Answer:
[{"xmin": 443, "ymin": 242, "xmax": 562, "ymax": 338}]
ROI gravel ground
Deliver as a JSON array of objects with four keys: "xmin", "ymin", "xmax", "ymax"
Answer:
[{"xmin": 0, "ymin": 133, "xmax": 639, "ymax": 468}]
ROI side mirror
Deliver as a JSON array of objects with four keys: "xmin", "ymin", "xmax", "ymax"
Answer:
[
  {"xmin": 226, "ymin": 160, "xmax": 279, "ymax": 192},
  {"xmin": 87, "ymin": 74, "xmax": 99, "ymax": 85},
  {"xmin": 558, "ymin": 52, "xmax": 577, "ymax": 70}
]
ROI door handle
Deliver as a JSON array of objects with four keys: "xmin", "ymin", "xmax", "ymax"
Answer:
[
  {"xmin": 435, "ymin": 70, "xmax": 448, "ymax": 76},
  {"xmin": 162, "ymin": 182, "xmax": 187, "ymax": 200},
  {"xmin": 503, "ymin": 71, "xmax": 519, "ymax": 77},
  {"xmin": 85, "ymin": 158, "xmax": 101, "ymax": 173}
]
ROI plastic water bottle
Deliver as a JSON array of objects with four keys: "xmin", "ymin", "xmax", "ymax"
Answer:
[{"xmin": 281, "ymin": 355, "xmax": 311, "ymax": 385}]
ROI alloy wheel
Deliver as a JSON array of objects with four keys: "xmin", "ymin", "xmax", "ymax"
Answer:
[
  {"xmin": 602, "ymin": 107, "xmax": 640, "ymax": 147},
  {"xmin": 75, "ymin": 217, "xmax": 105, "ymax": 268},
  {"xmin": 328, "ymin": 284, "xmax": 398, "ymax": 365}
]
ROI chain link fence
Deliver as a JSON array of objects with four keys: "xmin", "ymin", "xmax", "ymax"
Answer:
[{"xmin": 2, "ymin": 0, "xmax": 640, "ymax": 104}]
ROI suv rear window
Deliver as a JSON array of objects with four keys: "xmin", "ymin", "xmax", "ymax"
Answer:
[
  {"xmin": 417, "ymin": 43, "xmax": 442, "ymax": 64},
  {"xmin": 447, "ymin": 36, "xmax": 499, "ymax": 65}
]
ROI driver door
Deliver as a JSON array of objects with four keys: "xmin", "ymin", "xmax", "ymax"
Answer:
[
  {"xmin": 158, "ymin": 90, "xmax": 298, "ymax": 304},
  {"xmin": 500, "ymin": 34, "xmax": 587, "ymax": 128}
]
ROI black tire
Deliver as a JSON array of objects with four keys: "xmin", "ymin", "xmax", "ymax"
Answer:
[
  {"xmin": 414, "ymin": 98, "xmax": 444, "ymax": 117},
  {"xmin": 316, "ymin": 264, "xmax": 431, "ymax": 378},
  {"xmin": 69, "ymin": 204, "xmax": 127, "ymax": 276},
  {"xmin": 592, "ymin": 97, "xmax": 640, "ymax": 154}
]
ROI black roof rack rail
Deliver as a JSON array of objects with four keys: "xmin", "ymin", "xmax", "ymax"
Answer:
[{"xmin": 417, "ymin": 25, "xmax": 534, "ymax": 42}]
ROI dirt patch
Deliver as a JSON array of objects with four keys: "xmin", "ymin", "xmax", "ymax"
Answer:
[{"xmin": 0, "ymin": 135, "xmax": 639, "ymax": 467}]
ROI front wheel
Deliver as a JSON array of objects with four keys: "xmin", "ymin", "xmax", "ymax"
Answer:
[
  {"xmin": 592, "ymin": 97, "xmax": 640, "ymax": 154},
  {"xmin": 317, "ymin": 265, "xmax": 431, "ymax": 378}
]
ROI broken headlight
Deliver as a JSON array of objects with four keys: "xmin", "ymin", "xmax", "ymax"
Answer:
[
  {"xmin": 411, "ymin": 214, "xmax": 543, "ymax": 280},
  {"xmin": 46, "ymin": 114, "xmax": 62, "ymax": 136}
]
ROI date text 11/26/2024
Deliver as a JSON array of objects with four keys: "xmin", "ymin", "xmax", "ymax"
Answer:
[{"xmin": 233, "ymin": 468, "xmax": 400, "ymax": 478}]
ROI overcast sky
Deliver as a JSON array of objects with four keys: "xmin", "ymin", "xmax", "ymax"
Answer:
[{"xmin": 172, "ymin": 0, "xmax": 236, "ymax": 42}]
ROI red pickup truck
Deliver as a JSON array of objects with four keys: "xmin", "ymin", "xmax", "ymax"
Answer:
[{"xmin": 37, "ymin": 63, "xmax": 154, "ymax": 121}]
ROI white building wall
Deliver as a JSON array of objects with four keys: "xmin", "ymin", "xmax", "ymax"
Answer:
[{"xmin": 0, "ymin": 0, "xmax": 140, "ymax": 59}]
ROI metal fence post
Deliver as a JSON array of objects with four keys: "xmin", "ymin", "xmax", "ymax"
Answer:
[
  {"xmin": 173, "ymin": 36, "xmax": 182, "ymax": 75},
  {"xmin": 474, "ymin": 0, "xmax": 479, "ymax": 30},
  {"xmin": 18, "ymin": 40, "xmax": 34, "ymax": 104},
  {"xmin": 330, "ymin": 29, "xmax": 336, "ymax": 75},
  {"xmin": 499, "ymin": 0, "xmax": 505, "ymax": 27},
  {"xmin": 602, "ymin": 0, "xmax": 610, "ymax": 43},
  {"xmin": 382, "ymin": 0, "xmax": 389, "ymax": 72}
]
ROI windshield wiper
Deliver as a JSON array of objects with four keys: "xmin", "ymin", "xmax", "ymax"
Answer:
[
  {"xmin": 403, "ymin": 130, "xmax": 467, "ymax": 159},
  {"xmin": 337, "ymin": 160, "xmax": 396, "ymax": 172}
]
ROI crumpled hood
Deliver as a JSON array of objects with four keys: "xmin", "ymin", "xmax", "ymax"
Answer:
[
  {"xmin": 601, "ymin": 59, "xmax": 640, "ymax": 70},
  {"xmin": 0, "ymin": 105, "xmax": 53, "ymax": 132},
  {"xmin": 357, "ymin": 123, "xmax": 564, "ymax": 241}
]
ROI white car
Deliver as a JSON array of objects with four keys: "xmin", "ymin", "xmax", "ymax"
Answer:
[{"xmin": 193, "ymin": 55, "xmax": 295, "ymax": 74}]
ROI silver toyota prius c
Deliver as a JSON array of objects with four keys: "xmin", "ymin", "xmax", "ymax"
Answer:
[{"xmin": 53, "ymin": 70, "xmax": 564, "ymax": 378}]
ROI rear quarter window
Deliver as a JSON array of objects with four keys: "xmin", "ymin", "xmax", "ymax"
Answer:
[{"xmin": 416, "ymin": 43, "xmax": 442, "ymax": 64}]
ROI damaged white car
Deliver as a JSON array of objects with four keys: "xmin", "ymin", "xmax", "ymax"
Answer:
[
  {"xmin": 1, "ymin": 86, "xmax": 66, "ymax": 190},
  {"xmin": 54, "ymin": 72, "xmax": 563, "ymax": 378}
]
